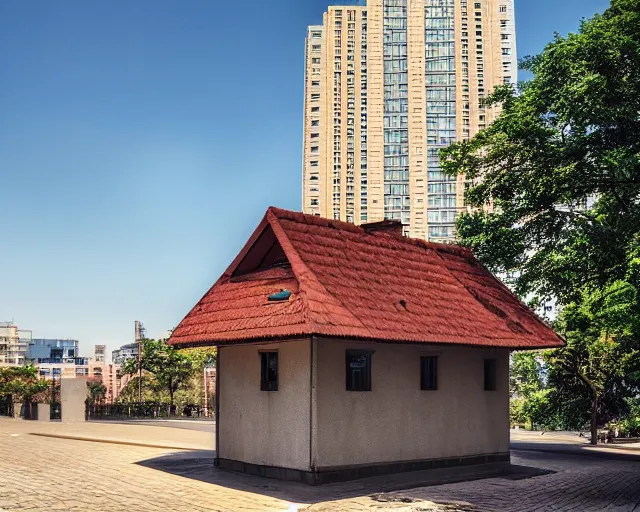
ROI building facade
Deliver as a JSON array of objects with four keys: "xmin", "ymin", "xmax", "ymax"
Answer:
[
  {"xmin": 28, "ymin": 338, "xmax": 79, "ymax": 361},
  {"xmin": 302, "ymin": 0, "xmax": 517, "ymax": 241},
  {"xmin": 94, "ymin": 344, "xmax": 106, "ymax": 363},
  {"xmin": 36, "ymin": 359, "xmax": 124, "ymax": 403},
  {"xmin": 111, "ymin": 343, "xmax": 139, "ymax": 365},
  {"xmin": 0, "ymin": 322, "xmax": 32, "ymax": 366}
]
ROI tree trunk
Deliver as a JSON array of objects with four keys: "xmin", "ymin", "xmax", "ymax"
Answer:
[
  {"xmin": 169, "ymin": 382, "xmax": 175, "ymax": 416},
  {"xmin": 590, "ymin": 395, "xmax": 598, "ymax": 445}
]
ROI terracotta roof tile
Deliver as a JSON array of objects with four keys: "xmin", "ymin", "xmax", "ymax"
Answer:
[{"xmin": 169, "ymin": 207, "xmax": 564, "ymax": 349}]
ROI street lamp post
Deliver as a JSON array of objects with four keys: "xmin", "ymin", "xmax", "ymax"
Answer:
[
  {"xmin": 203, "ymin": 366, "xmax": 208, "ymax": 417},
  {"xmin": 137, "ymin": 339, "xmax": 142, "ymax": 413}
]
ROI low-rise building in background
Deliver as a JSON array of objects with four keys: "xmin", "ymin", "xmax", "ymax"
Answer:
[
  {"xmin": 94, "ymin": 344, "xmax": 106, "ymax": 363},
  {"xmin": 0, "ymin": 322, "xmax": 32, "ymax": 366},
  {"xmin": 111, "ymin": 343, "xmax": 138, "ymax": 365},
  {"xmin": 28, "ymin": 338, "xmax": 79, "ymax": 361}
]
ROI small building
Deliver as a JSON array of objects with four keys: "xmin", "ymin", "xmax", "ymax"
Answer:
[
  {"xmin": 169, "ymin": 208, "xmax": 563, "ymax": 484},
  {"xmin": 0, "ymin": 322, "xmax": 32, "ymax": 366},
  {"xmin": 29, "ymin": 338, "xmax": 79, "ymax": 361},
  {"xmin": 94, "ymin": 344, "xmax": 106, "ymax": 363},
  {"xmin": 111, "ymin": 343, "xmax": 139, "ymax": 365}
]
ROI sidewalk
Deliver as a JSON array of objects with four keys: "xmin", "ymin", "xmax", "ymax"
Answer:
[
  {"xmin": 1, "ymin": 417, "xmax": 213, "ymax": 451},
  {"xmin": 511, "ymin": 429, "xmax": 640, "ymax": 460},
  {"xmin": 511, "ymin": 429, "xmax": 640, "ymax": 448},
  {"xmin": 3, "ymin": 418, "xmax": 640, "ymax": 511}
]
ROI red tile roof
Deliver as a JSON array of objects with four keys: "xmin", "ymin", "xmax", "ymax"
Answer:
[{"xmin": 169, "ymin": 207, "xmax": 564, "ymax": 350}]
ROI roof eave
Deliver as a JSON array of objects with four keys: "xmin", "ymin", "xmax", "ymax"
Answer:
[{"xmin": 170, "ymin": 332, "xmax": 566, "ymax": 351}]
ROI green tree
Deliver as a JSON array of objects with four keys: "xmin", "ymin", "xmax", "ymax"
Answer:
[
  {"xmin": 86, "ymin": 379, "xmax": 107, "ymax": 404},
  {"xmin": 0, "ymin": 366, "xmax": 49, "ymax": 418},
  {"xmin": 546, "ymin": 290, "xmax": 640, "ymax": 443},
  {"xmin": 619, "ymin": 397, "xmax": 640, "ymax": 436},
  {"xmin": 180, "ymin": 347, "xmax": 216, "ymax": 371},
  {"xmin": 118, "ymin": 374, "xmax": 160, "ymax": 403},
  {"xmin": 509, "ymin": 353, "xmax": 552, "ymax": 429},
  {"xmin": 122, "ymin": 339, "xmax": 195, "ymax": 412},
  {"xmin": 441, "ymin": 0, "xmax": 640, "ymax": 444},
  {"xmin": 441, "ymin": 0, "xmax": 640, "ymax": 303}
]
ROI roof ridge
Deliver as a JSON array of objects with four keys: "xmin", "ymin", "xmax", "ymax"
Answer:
[{"xmin": 267, "ymin": 206, "xmax": 363, "ymax": 234}]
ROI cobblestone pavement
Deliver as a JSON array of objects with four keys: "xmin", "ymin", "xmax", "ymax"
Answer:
[
  {"xmin": 348, "ymin": 450, "xmax": 640, "ymax": 512},
  {"xmin": 1, "ymin": 419, "xmax": 640, "ymax": 511}
]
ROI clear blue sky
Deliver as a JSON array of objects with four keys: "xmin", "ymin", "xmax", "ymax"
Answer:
[{"xmin": 0, "ymin": 0, "xmax": 610, "ymax": 359}]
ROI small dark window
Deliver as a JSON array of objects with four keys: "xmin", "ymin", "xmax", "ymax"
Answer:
[
  {"xmin": 260, "ymin": 352, "xmax": 278, "ymax": 391},
  {"xmin": 346, "ymin": 350, "xmax": 372, "ymax": 391},
  {"xmin": 420, "ymin": 356, "xmax": 438, "ymax": 390},
  {"xmin": 484, "ymin": 359, "xmax": 497, "ymax": 391}
]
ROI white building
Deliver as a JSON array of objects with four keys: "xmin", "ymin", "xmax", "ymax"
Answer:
[{"xmin": 0, "ymin": 322, "xmax": 31, "ymax": 366}]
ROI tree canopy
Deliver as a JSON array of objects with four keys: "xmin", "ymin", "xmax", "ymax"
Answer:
[
  {"xmin": 86, "ymin": 379, "xmax": 107, "ymax": 404},
  {"xmin": 442, "ymin": 0, "xmax": 640, "ymax": 441},
  {"xmin": 121, "ymin": 339, "xmax": 195, "ymax": 408},
  {"xmin": 0, "ymin": 366, "xmax": 49, "ymax": 404},
  {"xmin": 441, "ymin": 0, "xmax": 640, "ymax": 306}
]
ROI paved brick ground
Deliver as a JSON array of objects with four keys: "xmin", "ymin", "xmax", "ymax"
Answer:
[
  {"xmin": 357, "ymin": 450, "xmax": 640, "ymax": 512},
  {"xmin": 1, "ymin": 419, "xmax": 640, "ymax": 511}
]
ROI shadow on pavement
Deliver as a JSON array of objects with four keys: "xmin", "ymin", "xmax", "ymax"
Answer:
[{"xmin": 136, "ymin": 450, "xmax": 553, "ymax": 504}]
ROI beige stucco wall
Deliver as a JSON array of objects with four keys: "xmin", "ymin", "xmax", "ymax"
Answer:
[
  {"xmin": 60, "ymin": 378, "xmax": 87, "ymax": 422},
  {"xmin": 313, "ymin": 339, "xmax": 509, "ymax": 469},
  {"xmin": 218, "ymin": 340, "xmax": 311, "ymax": 471}
]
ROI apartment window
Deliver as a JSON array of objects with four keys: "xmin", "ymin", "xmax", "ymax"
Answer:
[
  {"xmin": 311, "ymin": 93, "xmax": 320, "ymax": 100},
  {"xmin": 501, "ymin": 34, "xmax": 509, "ymax": 40},
  {"xmin": 502, "ymin": 48, "xmax": 511, "ymax": 55},
  {"xmin": 311, "ymin": 120, "xmax": 319, "ymax": 127},
  {"xmin": 474, "ymin": 2, "xmax": 481, "ymax": 7},
  {"xmin": 312, "ymin": 45, "xmax": 321, "ymax": 51},
  {"xmin": 260, "ymin": 352, "xmax": 278, "ymax": 391},
  {"xmin": 346, "ymin": 350, "xmax": 372, "ymax": 391},
  {"xmin": 311, "ymin": 146, "xmax": 319, "ymax": 153},
  {"xmin": 311, "ymin": 106, "xmax": 320, "ymax": 113},
  {"xmin": 310, "ymin": 198, "xmax": 319, "ymax": 206},
  {"xmin": 499, "ymin": 5, "xmax": 507, "ymax": 12},
  {"xmin": 312, "ymin": 58, "xmax": 321, "ymax": 64},
  {"xmin": 484, "ymin": 359, "xmax": 497, "ymax": 391},
  {"xmin": 420, "ymin": 356, "xmax": 438, "ymax": 391},
  {"xmin": 311, "ymin": 31, "xmax": 322, "ymax": 39},
  {"xmin": 312, "ymin": 81, "xmax": 320, "ymax": 86}
]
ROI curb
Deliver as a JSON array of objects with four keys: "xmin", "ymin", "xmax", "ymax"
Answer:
[{"xmin": 28, "ymin": 432, "xmax": 205, "ymax": 451}]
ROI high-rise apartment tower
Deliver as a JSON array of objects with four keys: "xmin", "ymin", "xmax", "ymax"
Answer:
[{"xmin": 302, "ymin": 0, "xmax": 517, "ymax": 241}]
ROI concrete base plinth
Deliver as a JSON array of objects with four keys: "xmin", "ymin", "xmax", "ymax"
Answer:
[
  {"xmin": 61, "ymin": 379, "xmax": 87, "ymax": 422},
  {"xmin": 37, "ymin": 403, "xmax": 50, "ymax": 421},
  {"xmin": 13, "ymin": 403, "xmax": 22, "ymax": 419}
]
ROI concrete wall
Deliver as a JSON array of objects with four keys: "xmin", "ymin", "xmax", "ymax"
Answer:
[
  {"xmin": 313, "ymin": 339, "xmax": 509, "ymax": 469},
  {"xmin": 60, "ymin": 378, "xmax": 87, "ymax": 422},
  {"xmin": 219, "ymin": 340, "xmax": 311, "ymax": 471},
  {"xmin": 37, "ymin": 403, "xmax": 50, "ymax": 422}
]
